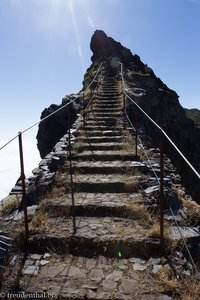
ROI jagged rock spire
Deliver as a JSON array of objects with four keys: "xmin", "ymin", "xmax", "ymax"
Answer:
[{"xmin": 90, "ymin": 30, "xmax": 135, "ymax": 64}]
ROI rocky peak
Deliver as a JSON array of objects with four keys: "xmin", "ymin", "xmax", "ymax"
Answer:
[
  {"xmin": 36, "ymin": 30, "xmax": 200, "ymax": 200},
  {"xmin": 90, "ymin": 30, "xmax": 141, "ymax": 66}
]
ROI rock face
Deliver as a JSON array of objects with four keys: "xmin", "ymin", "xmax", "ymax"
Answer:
[
  {"xmin": 36, "ymin": 29, "xmax": 200, "ymax": 200},
  {"xmin": 185, "ymin": 108, "xmax": 200, "ymax": 127},
  {"xmin": 89, "ymin": 30, "xmax": 200, "ymax": 201},
  {"xmin": 90, "ymin": 30, "xmax": 132, "ymax": 63},
  {"xmin": 37, "ymin": 95, "xmax": 80, "ymax": 158}
]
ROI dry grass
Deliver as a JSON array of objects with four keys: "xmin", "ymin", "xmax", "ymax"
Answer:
[
  {"xmin": 147, "ymin": 222, "xmax": 170, "ymax": 239},
  {"xmin": 180, "ymin": 198, "xmax": 200, "ymax": 226},
  {"xmin": 48, "ymin": 184, "xmax": 66, "ymax": 197},
  {"xmin": 127, "ymin": 204, "xmax": 152, "ymax": 227},
  {"xmin": 1, "ymin": 196, "xmax": 19, "ymax": 215},
  {"xmin": 38, "ymin": 198, "xmax": 71, "ymax": 217},
  {"xmin": 77, "ymin": 122, "xmax": 84, "ymax": 130},
  {"xmin": 125, "ymin": 166, "xmax": 142, "ymax": 177},
  {"xmin": 121, "ymin": 130, "xmax": 139, "ymax": 153},
  {"xmin": 30, "ymin": 212, "xmax": 48, "ymax": 234},
  {"xmin": 72, "ymin": 142, "xmax": 84, "ymax": 153},
  {"xmin": 124, "ymin": 180, "xmax": 139, "ymax": 193},
  {"xmin": 155, "ymin": 267, "xmax": 200, "ymax": 299}
]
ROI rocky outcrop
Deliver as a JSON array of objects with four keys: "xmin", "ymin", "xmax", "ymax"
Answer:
[
  {"xmin": 36, "ymin": 29, "xmax": 200, "ymax": 201},
  {"xmin": 185, "ymin": 108, "xmax": 200, "ymax": 127},
  {"xmin": 37, "ymin": 95, "xmax": 81, "ymax": 158},
  {"xmin": 89, "ymin": 30, "xmax": 200, "ymax": 201}
]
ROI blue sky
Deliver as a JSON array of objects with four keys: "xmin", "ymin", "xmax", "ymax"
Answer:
[
  {"xmin": 0, "ymin": 0, "xmax": 200, "ymax": 198},
  {"xmin": 0, "ymin": 0, "xmax": 200, "ymax": 139}
]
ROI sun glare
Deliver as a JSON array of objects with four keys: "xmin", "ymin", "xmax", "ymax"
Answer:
[{"xmin": 68, "ymin": 0, "xmax": 83, "ymax": 57}]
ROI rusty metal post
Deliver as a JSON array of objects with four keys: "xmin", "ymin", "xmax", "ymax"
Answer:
[
  {"xmin": 82, "ymin": 92, "xmax": 85, "ymax": 129},
  {"xmin": 18, "ymin": 132, "xmax": 29, "ymax": 243},
  {"xmin": 68, "ymin": 107, "xmax": 76, "ymax": 234},
  {"xmin": 160, "ymin": 130, "xmax": 164, "ymax": 249},
  {"xmin": 135, "ymin": 126, "xmax": 138, "ymax": 157},
  {"xmin": 123, "ymin": 93, "xmax": 126, "ymax": 130},
  {"xmin": 135, "ymin": 110, "xmax": 138, "ymax": 156}
]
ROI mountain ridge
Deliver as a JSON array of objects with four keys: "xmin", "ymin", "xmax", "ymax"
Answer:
[{"xmin": 37, "ymin": 30, "xmax": 200, "ymax": 201}]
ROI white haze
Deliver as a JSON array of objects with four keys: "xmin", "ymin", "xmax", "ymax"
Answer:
[{"xmin": 0, "ymin": 138, "xmax": 40, "ymax": 201}]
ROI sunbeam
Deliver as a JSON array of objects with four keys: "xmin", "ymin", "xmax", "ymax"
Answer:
[
  {"xmin": 87, "ymin": 16, "xmax": 95, "ymax": 28},
  {"xmin": 68, "ymin": 0, "xmax": 83, "ymax": 58}
]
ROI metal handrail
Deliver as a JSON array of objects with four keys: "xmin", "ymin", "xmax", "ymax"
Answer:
[
  {"xmin": 119, "ymin": 62, "xmax": 200, "ymax": 181},
  {"xmin": 119, "ymin": 61, "xmax": 200, "ymax": 251},
  {"xmin": 126, "ymin": 111, "xmax": 199, "ymax": 274},
  {"xmin": 82, "ymin": 62, "xmax": 103, "ymax": 94},
  {"xmin": 0, "ymin": 60, "xmax": 104, "ymax": 243},
  {"xmin": 0, "ymin": 62, "xmax": 104, "ymax": 152}
]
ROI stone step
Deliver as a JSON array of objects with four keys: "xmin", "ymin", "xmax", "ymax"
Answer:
[
  {"xmin": 61, "ymin": 173, "xmax": 145, "ymax": 193},
  {"xmin": 20, "ymin": 253, "xmax": 169, "ymax": 299},
  {"xmin": 77, "ymin": 136, "xmax": 124, "ymax": 143},
  {"xmin": 29, "ymin": 216, "xmax": 159, "ymax": 258},
  {"xmin": 85, "ymin": 118, "xmax": 123, "ymax": 125},
  {"xmin": 72, "ymin": 150, "xmax": 139, "ymax": 161},
  {"xmin": 71, "ymin": 160, "xmax": 147, "ymax": 174},
  {"xmin": 95, "ymin": 98, "xmax": 122, "ymax": 102},
  {"xmin": 84, "ymin": 121, "xmax": 123, "ymax": 128},
  {"xmin": 99, "ymin": 90, "xmax": 121, "ymax": 95},
  {"xmin": 94, "ymin": 102, "xmax": 122, "ymax": 107},
  {"xmin": 93, "ymin": 105, "xmax": 122, "ymax": 109},
  {"xmin": 87, "ymin": 112, "xmax": 123, "ymax": 118},
  {"xmin": 98, "ymin": 85, "xmax": 121, "ymax": 93},
  {"xmin": 77, "ymin": 130, "xmax": 124, "ymax": 137},
  {"xmin": 73, "ymin": 142, "xmax": 125, "ymax": 152},
  {"xmin": 43, "ymin": 193, "xmax": 146, "ymax": 218},
  {"xmin": 90, "ymin": 108, "xmax": 123, "ymax": 113},
  {"xmin": 86, "ymin": 115, "xmax": 123, "ymax": 121},
  {"xmin": 83, "ymin": 126, "xmax": 123, "ymax": 131},
  {"xmin": 98, "ymin": 91, "xmax": 121, "ymax": 95},
  {"xmin": 0, "ymin": 235, "xmax": 13, "ymax": 268}
]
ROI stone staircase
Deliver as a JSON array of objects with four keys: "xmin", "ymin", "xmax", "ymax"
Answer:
[
  {"xmin": 0, "ymin": 235, "xmax": 13, "ymax": 271},
  {"xmin": 10, "ymin": 78, "xmax": 172, "ymax": 299}
]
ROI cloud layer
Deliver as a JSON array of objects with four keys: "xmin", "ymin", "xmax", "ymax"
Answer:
[{"xmin": 0, "ymin": 138, "xmax": 40, "ymax": 200}]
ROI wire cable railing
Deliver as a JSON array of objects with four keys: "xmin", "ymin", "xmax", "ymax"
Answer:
[
  {"xmin": 126, "ymin": 111, "xmax": 199, "ymax": 275},
  {"xmin": 0, "ymin": 61, "xmax": 103, "ymax": 243},
  {"xmin": 125, "ymin": 112, "xmax": 160, "ymax": 184},
  {"xmin": 82, "ymin": 62, "xmax": 103, "ymax": 93},
  {"xmin": 125, "ymin": 92, "xmax": 200, "ymax": 180},
  {"xmin": 0, "ymin": 61, "xmax": 104, "ymax": 152},
  {"xmin": 120, "ymin": 62, "xmax": 200, "ymax": 274},
  {"xmin": 119, "ymin": 62, "xmax": 200, "ymax": 181}
]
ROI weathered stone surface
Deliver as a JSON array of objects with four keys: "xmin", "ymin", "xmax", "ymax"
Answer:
[
  {"xmin": 133, "ymin": 263, "xmax": 147, "ymax": 271},
  {"xmin": 23, "ymin": 266, "xmax": 39, "ymax": 276},
  {"xmin": 120, "ymin": 279, "xmax": 138, "ymax": 294},
  {"xmin": 90, "ymin": 269, "xmax": 104, "ymax": 283},
  {"xmin": 169, "ymin": 226, "xmax": 200, "ymax": 240},
  {"xmin": 102, "ymin": 279, "xmax": 117, "ymax": 292},
  {"xmin": 105, "ymin": 271, "xmax": 122, "ymax": 282},
  {"xmin": 68, "ymin": 266, "xmax": 86, "ymax": 278},
  {"xmin": 152, "ymin": 264, "xmax": 162, "ymax": 274},
  {"xmin": 37, "ymin": 99, "xmax": 80, "ymax": 158}
]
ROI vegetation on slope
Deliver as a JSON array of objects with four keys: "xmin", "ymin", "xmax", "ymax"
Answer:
[{"xmin": 185, "ymin": 108, "xmax": 200, "ymax": 127}]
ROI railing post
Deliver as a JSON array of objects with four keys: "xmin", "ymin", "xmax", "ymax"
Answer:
[
  {"xmin": 82, "ymin": 92, "xmax": 85, "ymax": 129},
  {"xmin": 18, "ymin": 132, "xmax": 29, "ymax": 244},
  {"xmin": 135, "ymin": 118, "xmax": 138, "ymax": 157},
  {"xmin": 68, "ymin": 106, "xmax": 76, "ymax": 234},
  {"xmin": 134, "ymin": 110, "xmax": 138, "ymax": 156},
  {"xmin": 160, "ymin": 130, "xmax": 164, "ymax": 249},
  {"xmin": 123, "ymin": 93, "xmax": 126, "ymax": 130}
]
